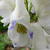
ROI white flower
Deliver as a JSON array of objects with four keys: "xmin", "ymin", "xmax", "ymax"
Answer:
[
  {"xmin": 1, "ymin": 0, "xmax": 30, "ymax": 47},
  {"xmin": 32, "ymin": 0, "xmax": 50, "ymax": 37},
  {"xmin": 31, "ymin": 0, "xmax": 50, "ymax": 50},
  {"xmin": 7, "ymin": 0, "xmax": 30, "ymax": 47}
]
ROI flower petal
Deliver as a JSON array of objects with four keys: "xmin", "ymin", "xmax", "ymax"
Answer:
[
  {"xmin": 10, "ymin": 0, "xmax": 30, "ymax": 26},
  {"xmin": 12, "ymin": 20, "xmax": 17, "ymax": 26},
  {"xmin": 8, "ymin": 23, "xmax": 14, "ymax": 30},
  {"xmin": 31, "ymin": 23, "xmax": 48, "ymax": 49}
]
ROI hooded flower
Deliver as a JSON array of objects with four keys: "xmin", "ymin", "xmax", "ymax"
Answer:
[
  {"xmin": 1, "ymin": 0, "xmax": 30, "ymax": 47},
  {"xmin": 31, "ymin": 0, "xmax": 50, "ymax": 50},
  {"xmin": 7, "ymin": 0, "xmax": 30, "ymax": 47}
]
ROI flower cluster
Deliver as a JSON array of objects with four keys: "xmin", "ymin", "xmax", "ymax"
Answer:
[{"xmin": 0, "ymin": 0, "xmax": 50, "ymax": 50}]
